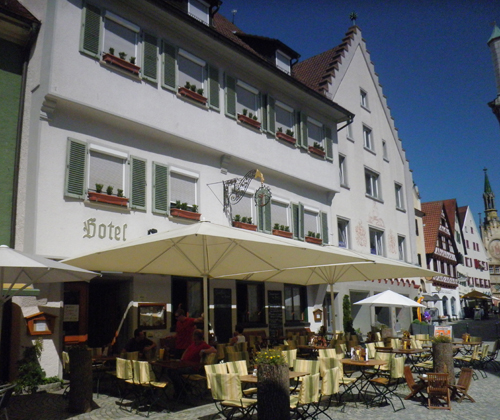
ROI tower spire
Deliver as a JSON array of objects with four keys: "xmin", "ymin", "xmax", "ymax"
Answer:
[{"xmin": 483, "ymin": 168, "xmax": 498, "ymax": 221}]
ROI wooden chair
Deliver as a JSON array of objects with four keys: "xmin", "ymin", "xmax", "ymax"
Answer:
[
  {"xmin": 449, "ymin": 367, "xmax": 475, "ymax": 403},
  {"xmin": 206, "ymin": 372, "xmax": 257, "ymax": 419},
  {"xmin": 403, "ymin": 365, "xmax": 426, "ymax": 401},
  {"xmin": 427, "ymin": 372, "xmax": 451, "ymax": 410}
]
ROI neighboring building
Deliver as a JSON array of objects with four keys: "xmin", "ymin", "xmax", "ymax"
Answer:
[
  {"xmin": 457, "ymin": 205, "xmax": 491, "ymax": 316},
  {"xmin": 5, "ymin": 1, "xmax": 421, "ymax": 380},
  {"xmin": 421, "ymin": 200, "xmax": 460, "ymax": 320},
  {"xmin": 488, "ymin": 24, "xmax": 500, "ymax": 126},
  {"xmin": 480, "ymin": 169, "xmax": 500, "ymax": 300}
]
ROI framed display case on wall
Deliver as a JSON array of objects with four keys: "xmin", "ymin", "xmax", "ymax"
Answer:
[{"xmin": 138, "ymin": 303, "xmax": 166, "ymax": 330}]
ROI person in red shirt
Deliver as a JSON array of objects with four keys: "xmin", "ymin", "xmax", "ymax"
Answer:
[
  {"xmin": 168, "ymin": 329, "xmax": 216, "ymax": 399},
  {"xmin": 173, "ymin": 308, "xmax": 204, "ymax": 359}
]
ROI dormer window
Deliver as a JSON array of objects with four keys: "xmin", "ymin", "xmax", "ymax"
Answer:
[
  {"xmin": 188, "ymin": 0, "xmax": 209, "ymax": 25},
  {"xmin": 276, "ymin": 50, "xmax": 291, "ymax": 74}
]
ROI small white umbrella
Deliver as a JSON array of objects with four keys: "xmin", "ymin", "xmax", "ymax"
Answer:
[
  {"xmin": 0, "ymin": 245, "xmax": 99, "ymax": 349},
  {"xmin": 354, "ymin": 290, "xmax": 425, "ymax": 308}
]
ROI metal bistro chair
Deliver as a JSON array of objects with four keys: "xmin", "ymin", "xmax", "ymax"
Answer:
[
  {"xmin": 369, "ymin": 355, "xmax": 405, "ymax": 412},
  {"xmin": 0, "ymin": 383, "xmax": 15, "ymax": 420},
  {"xmin": 131, "ymin": 360, "xmax": 169, "ymax": 417},
  {"xmin": 225, "ymin": 360, "xmax": 257, "ymax": 397},
  {"xmin": 314, "ymin": 366, "xmax": 341, "ymax": 419},
  {"xmin": 483, "ymin": 339, "xmax": 500, "ymax": 371},
  {"xmin": 290, "ymin": 373, "xmax": 320, "ymax": 420}
]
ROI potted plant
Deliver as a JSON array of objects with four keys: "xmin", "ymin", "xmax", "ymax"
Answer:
[
  {"xmin": 309, "ymin": 141, "xmax": 325, "ymax": 157},
  {"xmin": 102, "ymin": 50, "xmax": 141, "ymax": 75},
  {"xmin": 276, "ymin": 127, "xmax": 297, "ymax": 144},
  {"xmin": 106, "ymin": 186, "xmax": 113, "ymax": 195},
  {"xmin": 87, "ymin": 186, "xmax": 129, "ymax": 207},
  {"xmin": 305, "ymin": 231, "xmax": 322, "ymax": 245},
  {"xmin": 232, "ymin": 215, "xmax": 257, "ymax": 231},
  {"xmin": 170, "ymin": 202, "xmax": 201, "ymax": 221},
  {"xmin": 178, "ymin": 81, "xmax": 208, "ymax": 105},
  {"xmin": 254, "ymin": 349, "xmax": 289, "ymax": 420},
  {"xmin": 237, "ymin": 110, "xmax": 261, "ymax": 129},
  {"xmin": 272, "ymin": 223, "xmax": 292, "ymax": 239},
  {"xmin": 95, "ymin": 183, "xmax": 103, "ymax": 193}
]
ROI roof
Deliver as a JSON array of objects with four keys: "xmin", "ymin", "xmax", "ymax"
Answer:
[
  {"xmin": 0, "ymin": 0, "xmax": 39, "ymax": 24},
  {"xmin": 484, "ymin": 168, "xmax": 494, "ymax": 194},
  {"xmin": 488, "ymin": 24, "xmax": 500, "ymax": 45},
  {"xmin": 442, "ymin": 198, "xmax": 459, "ymax": 235},
  {"xmin": 457, "ymin": 205, "xmax": 467, "ymax": 228},
  {"xmin": 292, "ymin": 26, "xmax": 359, "ymax": 94},
  {"xmin": 422, "ymin": 201, "xmax": 444, "ymax": 254}
]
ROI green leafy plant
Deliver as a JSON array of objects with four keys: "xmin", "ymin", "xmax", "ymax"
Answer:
[
  {"xmin": 118, "ymin": 51, "xmax": 127, "ymax": 60},
  {"xmin": 191, "ymin": 204, "xmax": 198, "ymax": 213},
  {"xmin": 316, "ymin": 233, "xmax": 321, "ymax": 239},
  {"xmin": 274, "ymin": 223, "xmax": 280, "ymax": 230},
  {"xmin": 248, "ymin": 112, "xmax": 253, "ymax": 119},
  {"xmin": 286, "ymin": 129, "xmax": 294, "ymax": 137},
  {"xmin": 175, "ymin": 200, "xmax": 181, "ymax": 209},
  {"xmin": 247, "ymin": 217, "xmax": 253, "ymax": 224},
  {"xmin": 313, "ymin": 142, "xmax": 324, "ymax": 151},
  {"xmin": 106, "ymin": 185, "xmax": 113, "ymax": 195},
  {"xmin": 185, "ymin": 81, "xmax": 191, "ymax": 89},
  {"xmin": 343, "ymin": 295, "xmax": 355, "ymax": 334},
  {"xmin": 252, "ymin": 115, "xmax": 258, "ymax": 121},
  {"xmin": 108, "ymin": 47, "xmax": 115, "ymax": 55},
  {"xmin": 190, "ymin": 84, "xmax": 197, "ymax": 92},
  {"xmin": 180, "ymin": 202, "xmax": 189, "ymax": 210},
  {"xmin": 254, "ymin": 349, "xmax": 287, "ymax": 366},
  {"xmin": 197, "ymin": 88, "xmax": 204, "ymax": 96},
  {"xmin": 284, "ymin": 226, "xmax": 290, "ymax": 232},
  {"xmin": 242, "ymin": 108, "xmax": 248, "ymax": 116},
  {"xmin": 130, "ymin": 56, "xmax": 136, "ymax": 65},
  {"xmin": 277, "ymin": 127, "xmax": 283, "ymax": 132},
  {"xmin": 234, "ymin": 214, "xmax": 241, "ymax": 222},
  {"xmin": 307, "ymin": 231, "xmax": 316, "ymax": 237},
  {"xmin": 432, "ymin": 335, "xmax": 452, "ymax": 343},
  {"xmin": 241, "ymin": 216, "xmax": 248, "ymax": 223},
  {"xmin": 95, "ymin": 183, "xmax": 103, "ymax": 193},
  {"xmin": 117, "ymin": 189, "xmax": 124, "ymax": 197}
]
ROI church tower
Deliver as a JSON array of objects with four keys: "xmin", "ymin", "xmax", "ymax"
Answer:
[
  {"xmin": 488, "ymin": 24, "xmax": 500, "ymax": 126},
  {"xmin": 481, "ymin": 169, "xmax": 500, "ymax": 298}
]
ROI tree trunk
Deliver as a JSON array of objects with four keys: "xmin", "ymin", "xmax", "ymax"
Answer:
[
  {"xmin": 257, "ymin": 364, "xmax": 290, "ymax": 420},
  {"xmin": 68, "ymin": 346, "xmax": 93, "ymax": 413},
  {"xmin": 432, "ymin": 343, "xmax": 455, "ymax": 386}
]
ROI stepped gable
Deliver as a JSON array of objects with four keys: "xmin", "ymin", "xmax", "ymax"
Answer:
[{"xmin": 292, "ymin": 26, "xmax": 358, "ymax": 94}]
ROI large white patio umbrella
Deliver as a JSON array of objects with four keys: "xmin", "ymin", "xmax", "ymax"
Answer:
[
  {"xmin": 222, "ymin": 251, "xmax": 438, "ymax": 330},
  {"xmin": 353, "ymin": 289, "xmax": 426, "ymax": 308},
  {"xmin": 0, "ymin": 245, "xmax": 99, "ymax": 349},
  {"xmin": 63, "ymin": 222, "xmax": 371, "ymax": 338}
]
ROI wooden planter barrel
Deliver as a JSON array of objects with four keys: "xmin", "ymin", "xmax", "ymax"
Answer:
[
  {"xmin": 432, "ymin": 342, "xmax": 455, "ymax": 385},
  {"xmin": 257, "ymin": 364, "xmax": 290, "ymax": 420},
  {"xmin": 68, "ymin": 346, "xmax": 93, "ymax": 413}
]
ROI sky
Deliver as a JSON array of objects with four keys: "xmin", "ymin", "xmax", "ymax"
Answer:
[{"xmin": 219, "ymin": 0, "xmax": 500, "ymax": 228}]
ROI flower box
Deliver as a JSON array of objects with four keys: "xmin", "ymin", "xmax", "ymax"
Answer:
[
  {"xmin": 170, "ymin": 208, "xmax": 201, "ymax": 221},
  {"xmin": 88, "ymin": 191, "xmax": 129, "ymax": 207},
  {"xmin": 308, "ymin": 146, "xmax": 325, "ymax": 157},
  {"xmin": 276, "ymin": 132, "xmax": 297, "ymax": 145},
  {"xmin": 272, "ymin": 229, "xmax": 293, "ymax": 239},
  {"xmin": 178, "ymin": 86, "xmax": 208, "ymax": 105},
  {"xmin": 102, "ymin": 53, "xmax": 141, "ymax": 75},
  {"xmin": 237, "ymin": 114, "xmax": 261, "ymax": 129},
  {"xmin": 305, "ymin": 236, "xmax": 322, "ymax": 245},
  {"xmin": 232, "ymin": 221, "xmax": 257, "ymax": 231}
]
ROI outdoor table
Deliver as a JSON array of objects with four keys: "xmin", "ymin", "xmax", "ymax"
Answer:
[
  {"xmin": 340, "ymin": 358, "xmax": 388, "ymax": 407},
  {"xmin": 296, "ymin": 344, "xmax": 327, "ymax": 359},
  {"xmin": 452, "ymin": 341, "xmax": 482, "ymax": 356},
  {"xmin": 91, "ymin": 355, "xmax": 116, "ymax": 398},
  {"xmin": 375, "ymin": 348, "xmax": 430, "ymax": 371},
  {"xmin": 239, "ymin": 370, "xmax": 309, "ymax": 384}
]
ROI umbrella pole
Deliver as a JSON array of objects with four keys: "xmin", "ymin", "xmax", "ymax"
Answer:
[
  {"xmin": 330, "ymin": 286, "xmax": 336, "ymax": 334},
  {"xmin": 203, "ymin": 275, "xmax": 209, "ymax": 343}
]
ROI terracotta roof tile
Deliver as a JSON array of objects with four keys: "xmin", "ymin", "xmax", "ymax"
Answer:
[
  {"xmin": 422, "ymin": 201, "xmax": 444, "ymax": 255},
  {"xmin": 442, "ymin": 199, "xmax": 458, "ymax": 235}
]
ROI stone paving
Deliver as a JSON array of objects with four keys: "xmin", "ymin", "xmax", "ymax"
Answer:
[{"xmin": 8, "ymin": 318, "xmax": 500, "ymax": 420}]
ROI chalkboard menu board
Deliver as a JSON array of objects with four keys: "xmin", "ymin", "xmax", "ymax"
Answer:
[
  {"xmin": 267, "ymin": 290, "xmax": 283, "ymax": 340},
  {"xmin": 214, "ymin": 288, "xmax": 232, "ymax": 344}
]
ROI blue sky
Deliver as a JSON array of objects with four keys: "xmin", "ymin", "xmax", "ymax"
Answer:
[{"xmin": 220, "ymin": 0, "xmax": 500, "ymax": 227}]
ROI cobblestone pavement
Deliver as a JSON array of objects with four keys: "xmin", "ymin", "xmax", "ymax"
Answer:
[{"xmin": 8, "ymin": 318, "xmax": 500, "ymax": 420}]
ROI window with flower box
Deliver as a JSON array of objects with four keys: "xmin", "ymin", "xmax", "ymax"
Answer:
[
  {"xmin": 224, "ymin": 75, "xmax": 261, "ymax": 127},
  {"xmin": 297, "ymin": 113, "xmax": 334, "ymax": 161}
]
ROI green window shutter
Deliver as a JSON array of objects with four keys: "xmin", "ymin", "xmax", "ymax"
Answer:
[
  {"xmin": 80, "ymin": 2, "xmax": 101, "ymax": 58},
  {"xmin": 225, "ymin": 74, "xmax": 236, "ymax": 118},
  {"xmin": 65, "ymin": 138, "xmax": 87, "ymax": 199},
  {"xmin": 267, "ymin": 96, "xmax": 275, "ymax": 135},
  {"xmin": 142, "ymin": 32, "xmax": 158, "ymax": 82},
  {"xmin": 298, "ymin": 202, "xmax": 304, "ymax": 240},
  {"xmin": 257, "ymin": 200, "xmax": 272, "ymax": 234},
  {"xmin": 324, "ymin": 126, "xmax": 333, "ymax": 161},
  {"xmin": 208, "ymin": 65, "xmax": 220, "ymax": 110},
  {"xmin": 292, "ymin": 203, "xmax": 305, "ymax": 240},
  {"xmin": 261, "ymin": 94, "xmax": 268, "ymax": 132},
  {"xmin": 130, "ymin": 157, "xmax": 147, "ymax": 210},
  {"xmin": 299, "ymin": 112, "xmax": 308, "ymax": 149},
  {"xmin": 162, "ymin": 40, "xmax": 176, "ymax": 91},
  {"xmin": 321, "ymin": 211, "xmax": 329, "ymax": 244},
  {"xmin": 153, "ymin": 162, "xmax": 169, "ymax": 214}
]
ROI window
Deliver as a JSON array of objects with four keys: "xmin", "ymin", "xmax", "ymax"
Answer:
[
  {"xmin": 232, "ymin": 192, "xmax": 253, "ymax": 221},
  {"xmin": 271, "ymin": 199, "xmax": 290, "ymax": 229},
  {"xmin": 471, "ymin": 227, "xmax": 474, "ymax": 234},
  {"xmin": 365, "ymin": 169, "xmax": 381, "ymax": 200},
  {"xmin": 103, "ymin": 11, "xmax": 139, "ymax": 62},
  {"xmin": 177, "ymin": 49, "xmax": 205, "ymax": 92},
  {"xmin": 369, "ymin": 228, "xmax": 384, "ymax": 256},
  {"xmin": 169, "ymin": 169, "xmax": 198, "ymax": 209},
  {"xmin": 363, "ymin": 126, "xmax": 373, "ymax": 151},
  {"xmin": 398, "ymin": 235, "xmax": 406, "ymax": 261},
  {"xmin": 64, "ymin": 139, "xmax": 147, "ymax": 210},
  {"xmin": 304, "ymin": 209, "xmax": 319, "ymax": 237},
  {"xmin": 235, "ymin": 80, "xmax": 259, "ymax": 119},
  {"xmin": 275, "ymin": 101, "xmax": 295, "ymax": 134},
  {"xmin": 172, "ymin": 277, "xmax": 203, "ymax": 318},
  {"xmin": 339, "ymin": 155, "xmax": 347, "ymax": 187},
  {"xmin": 415, "ymin": 219, "xmax": 419, "ymax": 236},
  {"xmin": 276, "ymin": 50, "xmax": 291, "ymax": 74},
  {"xmin": 291, "ymin": 203, "xmax": 328, "ymax": 243},
  {"xmin": 237, "ymin": 282, "xmax": 265, "ymax": 325},
  {"xmin": 417, "ymin": 254, "xmax": 422, "ymax": 266},
  {"xmin": 360, "ymin": 89, "xmax": 368, "ymax": 109},
  {"xmin": 188, "ymin": 0, "xmax": 209, "ymax": 25},
  {"xmin": 466, "ymin": 240, "xmax": 470, "ymax": 249},
  {"xmin": 338, "ymin": 218, "xmax": 350, "ymax": 248},
  {"xmin": 346, "ymin": 123, "xmax": 353, "ymax": 140},
  {"xmin": 307, "ymin": 117, "xmax": 323, "ymax": 148},
  {"xmin": 382, "ymin": 140, "xmax": 388, "ymax": 160},
  {"xmin": 395, "ymin": 183, "xmax": 404, "ymax": 210},
  {"xmin": 285, "ymin": 285, "xmax": 307, "ymax": 322},
  {"xmin": 455, "ymin": 231, "xmax": 461, "ymax": 244}
]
